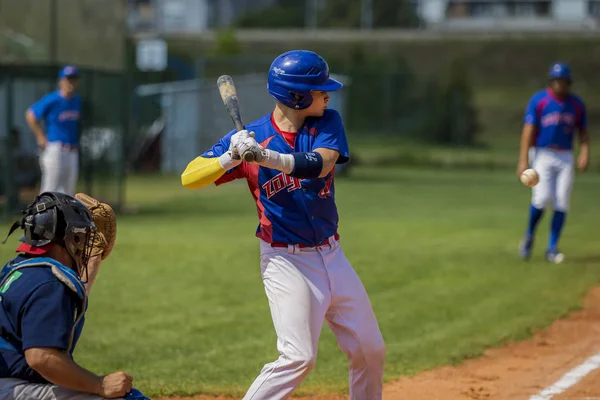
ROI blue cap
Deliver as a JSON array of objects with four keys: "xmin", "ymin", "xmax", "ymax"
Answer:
[
  {"xmin": 58, "ymin": 65, "xmax": 79, "ymax": 79},
  {"xmin": 548, "ymin": 62, "xmax": 572, "ymax": 82}
]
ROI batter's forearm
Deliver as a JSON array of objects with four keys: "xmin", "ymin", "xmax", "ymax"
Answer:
[
  {"xmin": 181, "ymin": 153, "xmax": 238, "ymax": 189},
  {"xmin": 257, "ymin": 148, "xmax": 336, "ymax": 179},
  {"xmin": 257, "ymin": 150, "xmax": 294, "ymax": 174},
  {"xmin": 313, "ymin": 148, "xmax": 338, "ymax": 177}
]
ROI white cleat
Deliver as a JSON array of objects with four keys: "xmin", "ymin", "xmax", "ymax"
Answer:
[{"xmin": 546, "ymin": 249, "xmax": 565, "ymax": 264}]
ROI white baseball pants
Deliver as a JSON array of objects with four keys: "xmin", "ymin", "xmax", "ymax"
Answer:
[
  {"xmin": 243, "ymin": 237, "xmax": 386, "ymax": 400},
  {"xmin": 0, "ymin": 378, "xmax": 124, "ymax": 400},
  {"xmin": 39, "ymin": 142, "xmax": 79, "ymax": 195},
  {"xmin": 529, "ymin": 147, "xmax": 574, "ymax": 212}
]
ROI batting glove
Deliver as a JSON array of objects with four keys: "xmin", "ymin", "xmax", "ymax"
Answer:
[
  {"xmin": 236, "ymin": 136, "xmax": 263, "ymax": 161},
  {"xmin": 230, "ymin": 130, "xmax": 253, "ymax": 148},
  {"xmin": 235, "ymin": 139, "xmax": 294, "ymax": 174}
]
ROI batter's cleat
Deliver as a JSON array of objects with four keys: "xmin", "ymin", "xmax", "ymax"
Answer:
[
  {"xmin": 546, "ymin": 248, "xmax": 565, "ymax": 264},
  {"xmin": 519, "ymin": 235, "xmax": 534, "ymax": 260}
]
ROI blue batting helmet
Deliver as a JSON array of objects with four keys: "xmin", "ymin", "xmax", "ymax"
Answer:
[
  {"xmin": 267, "ymin": 50, "xmax": 343, "ymax": 110},
  {"xmin": 548, "ymin": 62, "xmax": 572, "ymax": 82}
]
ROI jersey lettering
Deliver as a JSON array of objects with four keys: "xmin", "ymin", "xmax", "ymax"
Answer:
[
  {"xmin": 58, "ymin": 110, "xmax": 80, "ymax": 121},
  {"xmin": 541, "ymin": 112, "xmax": 575, "ymax": 128},
  {"xmin": 262, "ymin": 173, "xmax": 302, "ymax": 199}
]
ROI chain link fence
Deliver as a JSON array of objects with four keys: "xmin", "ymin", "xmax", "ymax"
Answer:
[
  {"xmin": 0, "ymin": 65, "xmax": 126, "ymax": 221},
  {"xmin": 130, "ymin": 72, "xmax": 350, "ymax": 175}
]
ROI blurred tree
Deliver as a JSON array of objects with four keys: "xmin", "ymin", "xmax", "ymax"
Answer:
[
  {"xmin": 340, "ymin": 48, "xmax": 419, "ymax": 132},
  {"xmin": 0, "ymin": 0, "xmax": 125, "ymax": 69},
  {"xmin": 211, "ymin": 29, "xmax": 243, "ymax": 56},
  {"xmin": 426, "ymin": 58, "xmax": 480, "ymax": 146},
  {"xmin": 234, "ymin": 0, "xmax": 420, "ymax": 28},
  {"xmin": 234, "ymin": 0, "xmax": 304, "ymax": 28},
  {"xmin": 318, "ymin": 0, "xmax": 420, "ymax": 28}
]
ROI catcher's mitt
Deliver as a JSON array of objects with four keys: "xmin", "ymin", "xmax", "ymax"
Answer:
[{"xmin": 74, "ymin": 193, "xmax": 116, "ymax": 260}]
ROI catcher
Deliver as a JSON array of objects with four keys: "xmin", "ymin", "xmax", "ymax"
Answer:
[{"xmin": 0, "ymin": 191, "xmax": 149, "ymax": 400}]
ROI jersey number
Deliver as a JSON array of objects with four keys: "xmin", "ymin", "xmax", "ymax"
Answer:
[{"xmin": 318, "ymin": 177, "xmax": 333, "ymax": 199}]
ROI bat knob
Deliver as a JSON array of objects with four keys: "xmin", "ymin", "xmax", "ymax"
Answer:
[{"xmin": 243, "ymin": 151, "xmax": 255, "ymax": 162}]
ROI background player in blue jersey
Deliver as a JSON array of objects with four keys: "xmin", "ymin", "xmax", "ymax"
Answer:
[
  {"xmin": 26, "ymin": 65, "xmax": 82, "ymax": 196},
  {"xmin": 516, "ymin": 62, "xmax": 590, "ymax": 263},
  {"xmin": 181, "ymin": 50, "xmax": 385, "ymax": 400},
  {"xmin": 0, "ymin": 192, "xmax": 148, "ymax": 400}
]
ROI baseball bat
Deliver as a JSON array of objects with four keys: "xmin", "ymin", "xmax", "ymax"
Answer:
[{"xmin": 216, "ymin": 75, "xmax": 255, "ymax": 162}]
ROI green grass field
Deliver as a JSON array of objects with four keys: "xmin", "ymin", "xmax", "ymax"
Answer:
[{"xmin": 1, "ymin": 167, "xmax": 600, "ymax": 398}]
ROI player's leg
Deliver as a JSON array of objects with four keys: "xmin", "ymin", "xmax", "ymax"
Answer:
[
  {"xmin": 39, "ymin": 143, "xmax": 63, "ymax": 194},
  {"xmin": 53, "ymin": 148, "xmax": 73, "ymax": 195},
  {"xmin": 51, "ymin": 147, "xmax": 71, "ymax": 194},
  {"xmin": 322, "ymin": 241, "xmax": 386, "ymax": 400},
  {"xmin": 520, "ymin": 148, "xmax": 554, "ymax": 259},
  {"xmin": 64, "ymin": 150, "xmax": 79, "ymax": 196},
  {"xmin": 0, "ymin": 378, "xmax": 127, "ymax": 400},
  {"xmin": 0, "ymin": 378, "xmax": 23, "ymax": 400},
  {"xmin": 243, "ymin": 242, "xmax": 331, "ymax": 400},
  {"xmin": 547, "ymin": 151, "xmax": 575, "ymax": 263}
]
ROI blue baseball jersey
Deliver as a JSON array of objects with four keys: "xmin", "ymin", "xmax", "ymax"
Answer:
[
  {"xmin": 29, "ymin": 91, "xmax": 82, "ymax": 146},
  {"xmin": 203, "ymin": 109, "xmax": 350, "ymax": 247},
  {"xmin": 523, "ymin": 88, "xmax": 586, "ymax": 150},
  {"xmin": 0, "ymin": 255, "xmax": 85, "ymax": 383}
]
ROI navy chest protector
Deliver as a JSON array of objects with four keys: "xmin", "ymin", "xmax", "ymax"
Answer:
[{"xmin": 0, "ymin": 257, "xmax": 87, "ymax": 353}]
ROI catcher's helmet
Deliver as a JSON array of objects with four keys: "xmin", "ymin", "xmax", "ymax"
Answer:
[
  {"xmin": 267, "ymin": 50, "xmax": 343, "ymax": 110},
  {"xmin": 2, "ymin": 192, "xmax": 97, "ymax": 277},
  {"xmin": 548, "ymin": 62, "xmax": 572, "ymax": 83}
]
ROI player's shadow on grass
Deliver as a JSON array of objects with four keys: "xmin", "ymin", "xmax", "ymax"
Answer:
[{"xmin": 565, "ymin": 254, "xmax": 600, "ymax": 265}]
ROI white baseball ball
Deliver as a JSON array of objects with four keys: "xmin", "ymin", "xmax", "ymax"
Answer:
[{"xmin": 520, "ymin": 168, "xmax": 539, "ymax": 188}]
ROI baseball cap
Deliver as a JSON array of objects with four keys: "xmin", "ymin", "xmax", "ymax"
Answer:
[
  {"xmin": 58, "ymin": 65, "xmax": 80, "ymax": 79},
  {"xmin": 16, "ymin": 242, "xmax": 54, "ymax": 255},
  {"xmin": 15, "ymin": 235, "xmax": 54, "ymax": 255}
]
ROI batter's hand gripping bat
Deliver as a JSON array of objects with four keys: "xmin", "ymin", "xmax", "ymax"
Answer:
[{"xmin": 217, "ymin": 75, "xmax": 255, "ymax": 162}]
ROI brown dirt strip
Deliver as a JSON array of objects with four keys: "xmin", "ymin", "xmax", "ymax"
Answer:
[
  {"xmin": 158, "ymin": 286, "xmax": 600, "ymax": 400},
  {"xmin": 553, "ymin": 367, "xmax": 600, "ymax": 399}
]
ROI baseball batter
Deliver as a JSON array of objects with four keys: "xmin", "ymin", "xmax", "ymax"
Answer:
[
  {"xmin": 517, "ymin": 62, "xmax": 590, "ymax": 263},
  {"xmin": 26, "ymin": 65, "xmax": 82, "ymax": 196},
  {"xmin": 181, "ymin": 50, "xmax": 385, "ymax": 399}
]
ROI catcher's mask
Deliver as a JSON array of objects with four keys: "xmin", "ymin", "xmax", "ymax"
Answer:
[{"xmin": 1, "ymin": 192, "xmax": 97, "ymax": 281}]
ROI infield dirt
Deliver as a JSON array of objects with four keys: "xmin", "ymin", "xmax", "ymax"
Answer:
[{"xmin": 158, "ymin": 285, "xmax": 600, "ymax": 400}]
